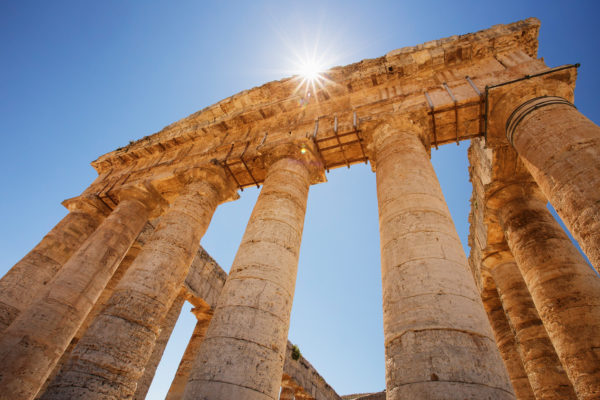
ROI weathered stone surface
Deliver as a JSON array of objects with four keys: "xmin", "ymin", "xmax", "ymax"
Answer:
[
  {"xmin": 280, "ymin": 386, "xmax": 295, "ymax": 400},
  {"xmin": 509, "ymin": 101, "xmax": 600, "ymax": 272},
  {"xmin": 499, "ymin": 194, "xmax": 600, "ymax": 400},
  {"xmin": 133, "ymin": 293, "xmax": 186, "ymax": 400},
  {"xmin": 468, "ymin": 136, "xmax": 600, "ymax": 399},
  {"xmin": 372, "ymin": 122, "xmax": 513, "ymax": 399},
  {"xmin": 184, "ymin": 147, "xmax": 320, "ymax": 400},
  {"xmin": 489, "ymin": 254, "xmax": 576, "ymax": 399},
  {"xmin": 183, "ymin": 246, "xmax": 227, "ymax": 309},
  {"xmin": 165, "ymin": 303, "xmax": 212, "ymax": 400},
  {"xmin": 0, "ymin": 195, "xmax": 110, "ymax": 333},
  {"xmin": 0, "ymin": 185, "xmax": 159, "ymax": 400},
  {"xmin": 4, "ymin": 17, "xmax": 598, "ymax": 399},
  {"xmin": 282, "ymin": 342, "xmax": 340, "ymax": 400},
  {"xmin": 486, "ymin": 70, "xmax": 599, "ymax": 272},
  {"xmin": 85, "ymin": 19, "xmax": 543, "ymax": 207},
  {"xmin": 341, "ymin": 392, "xmax": 385, "ymax": 400},
  {"xmin": 36, "ymin": 231, "xmax": 339, "ymax": 400},
  {"xmin": 35, "ymin": 220, "xmax": 158, "ymax": 399},
  {"xmin": 480, "ymin": 284, "xmax": 535, "ymax": 400},
  {"xmin": 42, "ymin": 170, "xmax": 236, "ymax": 400},
  {"xmin": 168, "ymin": 248, "xmax": 341, "ymax": 400}
]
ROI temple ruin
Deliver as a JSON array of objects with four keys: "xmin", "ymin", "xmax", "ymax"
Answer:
[{"xmin": 0, "ymin": 17, "xmax": 599, "ymax": 399}]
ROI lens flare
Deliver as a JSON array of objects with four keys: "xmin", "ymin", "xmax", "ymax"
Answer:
[
  {"xmin": 297, "ymin": 60, "xmax": 324, "ymax": 82},
  {"xmin": 291, "ymin": 55, "xmax": 334, "ymax": 108},
  {"xmin": 267, "ymin": 16, "xmax": 351, "ymax": 107}
]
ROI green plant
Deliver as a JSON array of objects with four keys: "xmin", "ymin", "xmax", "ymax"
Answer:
[{"xmin": 291, "ymin": 344, "xmax": 301, "ymax": 361}]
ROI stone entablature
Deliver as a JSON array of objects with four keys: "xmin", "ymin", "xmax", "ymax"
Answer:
[
  {"xmin": 85, "ymin": 19, "xmax": 558, "ymax": 212},
  {"xmin": 93, "ymin": 19, "xmax": 539, "ymax": 168}
]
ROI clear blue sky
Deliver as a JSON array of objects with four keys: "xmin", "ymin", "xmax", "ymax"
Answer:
[{"xmin": 1, "ymin": 1, "xmax": 598, "ymax": 398}]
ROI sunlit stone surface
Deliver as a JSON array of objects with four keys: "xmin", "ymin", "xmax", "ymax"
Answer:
[{"xmin": 2, "ymin": 18, "xmax": 599, "ymax": 399}]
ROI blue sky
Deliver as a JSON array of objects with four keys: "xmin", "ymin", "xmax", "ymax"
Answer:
[{"xmin": 1, "ymin": 1, "xmax": 599, "ymax": 398}]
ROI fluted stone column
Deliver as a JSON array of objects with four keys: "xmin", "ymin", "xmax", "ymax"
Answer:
[
  {"xmin": 487, "ymin": 252, "xmax": 576, "ymax": 399},
  {"xmin": 0, "ymin": 185, "xmax": 160, "ymax": 400},
  {"xmin": 502, "ymin": 95, "xmax": 600, "ymax": 271},
  {"xmin": 183, "ymin": 142, "xmax": 323, "ymax": 400},
  {"xmin": 133, "ymin": 293, "xmax": 186, "ymax": 400},
  {"xmin": 42, "ymin": 166, "xmax": 236, "ymax": 400},
  {"xmin": 498, "ymin": 190, "xmax": 600, "ymax": 400},
  {"xmin": 480, "ymin": 285, "xmax": 535, "ymax": 400},
  {"xmin": 372, "ymin": 122, "xmax": 513, "ymax": 399},
  {"xmin": 74, "ymin": 221, "xmax": 157, "ymax": 341},
  {"xmin": 36, "ymin": 221, "xmax": 157, "ymax": 399},
  {"xmin": 0, "ymin": 195, "xmax": 110, "ymax": 333},
  {"xmin": 166, "ymin": 305, "xmax": 213, "ymax": 400},
  {"xmin": 280, "ymin": 386, "xmax": 295, "ymax": 400}
]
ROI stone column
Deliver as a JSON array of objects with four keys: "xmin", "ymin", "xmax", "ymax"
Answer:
[
  {"xmin": 42, "ymin": 166, "xmax": 236, "ymax": 400},
  {"xmin": 372, "ymin": 122, "xmax": 513, "ymax": 399},
  {"xmin": 0, "ymin": 185, "xmax": 160, "ymax": 400},
  {"xmin": 480, "ymin": 285, "xmax": 535, "ymax": 400},
  {"xmin": 0, "ymin": 194, "xmax": 110, "ymax": 333},
  {"xmin": 498, "ymin": 190, "xmax": 600, "ymax": 400},
  {"xmin": 73, "ymin": 221, "xmax": 157, "ymax": 341},
  {"xmin": 35, "ymin": 221, "xmax": 157, "ymax": 399},
  {"xmin": 504, "ymin": 95, "xmax": 600, "ymax": 271},
  {"xmin": 166, "ymin": 304, "xmax": 213, "ymax": 400},
  {"xmin": 183, "ymin": 142, "xmax": 323, "ymax": 400},
  {"xmin": 279, "ymin": 386, "xmax": 295, "ymax": 400},
  {"xmin": 487, "ymin": 252, "xmax": 576, "ymax": 399},
  {"xmin": 133, "ymin": 293, "xmax": 186, "ymax": 400}
]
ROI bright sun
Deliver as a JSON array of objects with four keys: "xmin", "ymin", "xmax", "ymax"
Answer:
[
  {"xmin": 291, "ymin": 55, "xmax": 332, "ymax": 102},
  {"xmin": 297, "ymin": 60, "xmax": 324, "ymax": 81},
  {"xmin": 286, "ymin": 44, "xmax": 337, "ymax": 103},
  {"xmin": 278, "ymin": 29, "xmax": 341, "ymax": 102}
]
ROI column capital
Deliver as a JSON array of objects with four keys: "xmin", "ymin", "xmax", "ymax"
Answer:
[
  {"xmin": 115, "ymin": 183, "xmax": 167, "ymax": 218},
  {"xmin": 190, "ymin": 302, "xmax": 212, "ymax": 322},
  {"xmin": 176, "ymin": 163, "xmax": 239, "ymax": 203},
  {"xmin": 506, "ymin": 96, "xmax": 576, "ymax": 146},
  {"xmin": 366, "ymin": 115, "xmax": 429, "ymax": 171},
  {"xmin": 61, "ymin": 193, "xmax": 112, "ymax": 220},
  {"xmin": 372, "ymin": 115, "xmax": 428, "ymax": 148},
  {"xmin": 258, "ymin": 139, "xmax": 326, "ymax": 184},
  {"xmin": 485, "ymin": 181, "xmax": 545, "ymax": 212},
  {"xmin": 486, "ymin": 68, "xmax": 576, "ymax": 147},
  {"xmin": 481, "ymin": 247, "xmax": 513, "ymax": 273}
]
